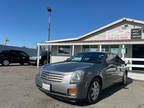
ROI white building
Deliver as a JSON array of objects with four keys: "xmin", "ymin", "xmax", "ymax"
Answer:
[{"xmin": 37, "ymin": 18, "xmax": 144, "ymax": 70}]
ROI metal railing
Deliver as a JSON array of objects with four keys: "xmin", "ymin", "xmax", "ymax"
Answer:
[{"xmin": 123, "ymin": 58, "xmax": 144, "ymax": 70}]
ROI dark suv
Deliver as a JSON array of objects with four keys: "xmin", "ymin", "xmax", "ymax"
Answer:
[{"xmin": 0, "ymin": 50, "xmax": 29, "ymax": 66}]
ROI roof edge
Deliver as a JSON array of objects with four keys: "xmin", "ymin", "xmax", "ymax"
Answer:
[{"xmin": 45, "ymin": 17, "xmax": 144, "ymax": 43}]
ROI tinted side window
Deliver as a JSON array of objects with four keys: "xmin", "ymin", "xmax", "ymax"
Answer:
[
  {"xmin": 10, "ymin": 51, "xmax": 18, "ymax": 56},
  {"xmin": 19, "ymin": 52, "xmax": 28, "ymax": 57},
  {"xmin": 106, "ymin": 54, "xmax": 115, "ymax": 64},
  {"xmin": 115, "ymin": 56, "xmax": 125, "ymax": 65},
  {"xmin": 2, "ymin": 51, "xmax": 9, "ymax": 55}
]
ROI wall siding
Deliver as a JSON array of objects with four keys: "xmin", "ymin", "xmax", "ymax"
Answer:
[{"xmin": 81, "ymin": 21, "xmax": 144, "ymax": 41}]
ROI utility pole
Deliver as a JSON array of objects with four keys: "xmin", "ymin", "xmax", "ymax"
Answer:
[
  {"xmin": 47, "ymin": 6, "xmax": 52, "ymax": 64},
  {"xmin": 4, "ymin": 38, "xmax": 9, "ymax": 45}
]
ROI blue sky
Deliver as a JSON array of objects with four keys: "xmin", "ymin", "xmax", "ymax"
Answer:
[{"xmin": 0, "ymin": 0, "xmax": 144, "ymax": 48}]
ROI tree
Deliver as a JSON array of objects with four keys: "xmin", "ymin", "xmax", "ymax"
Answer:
[{"xmin": 22, "ymin": 46, "xmax": 27, "ymax": 48}]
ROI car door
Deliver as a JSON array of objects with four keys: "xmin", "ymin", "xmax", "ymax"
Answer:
[
  {"xmin": 102, "ymin": 64, "xmax": 117, "ymax": 88},
  {"xmin": 10, "ymin": 51, "xmax": 20, "ymax": 63},
  {"xmin": 114, "ymin": 56, "xmax": 125, "ymax": 83},
  {"xmin": 18, "ymin": 51, "xmax": 29, "ymax": 63},
  {"xmin": 102, "ymin": 54, "xmax": 118, "ymax": 89},
  {"xmin": 0, "ymin": 52, "xmax": 8, "ymax": 62}
]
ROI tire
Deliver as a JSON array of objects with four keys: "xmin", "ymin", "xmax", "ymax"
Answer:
[
  {"xmin": 122, "ymin": 71, "xmax": 128, "ymax": 85},
  {"xmin": 87, "ymin": 78, "xmax": 101, "ymax": 104},
  {"xmin": 43, "ymin": 60, "xmax": 47, "ymax": 65},
  {"xmin": 2, "ymin": 60, "xmax": 10, "ymax": 66}
]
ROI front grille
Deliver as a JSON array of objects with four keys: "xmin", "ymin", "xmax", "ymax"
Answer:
[{"xmin": 41, "ymin": 72, "xmax": 64, "ymax": 82}]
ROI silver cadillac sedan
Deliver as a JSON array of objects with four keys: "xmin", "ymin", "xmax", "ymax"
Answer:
[{"xmin": 35, "ymin": 52, "xmax": 128, "ymax": 103}]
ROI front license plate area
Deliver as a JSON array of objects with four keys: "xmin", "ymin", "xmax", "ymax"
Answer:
[{"xmin": 42, "ymin": 83, "xmax": 51, "ymax": 91}]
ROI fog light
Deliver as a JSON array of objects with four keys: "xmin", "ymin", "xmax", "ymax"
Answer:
[
  {"xmin": 69, "ymin": 93, "xmax": 76, "ymax": 96},
  {"xmin": 68, "ymin": 88, "xmax": 77, "ymax": 94}
]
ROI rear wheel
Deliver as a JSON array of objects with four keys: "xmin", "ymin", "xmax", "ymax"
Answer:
[
  {"xmin": 2, "ymin": 60, "xmax": 10, "ymax": 66},
  {"xmin": 87, "ymin": 78, "xmax": 100, "ymax": 104},
  {"xmin": 122, "ymin": 71, "xmax": 128, "ymax": 85},
  {"xmin": 43, "ymin": 60, "xmax": 47, "ymax": 65}
]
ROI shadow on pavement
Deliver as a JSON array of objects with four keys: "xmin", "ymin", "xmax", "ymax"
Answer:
[{"xmin": 47, "ymin": 78, "xmax": 133, "ymax": 106}]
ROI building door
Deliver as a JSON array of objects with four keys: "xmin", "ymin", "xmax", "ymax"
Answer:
[{"xmin": 132, "ymin": 45, "xmax": 144, "ymax": 70}]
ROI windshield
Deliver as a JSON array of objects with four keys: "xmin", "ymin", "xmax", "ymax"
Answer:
[{"xmin": 68, "ymin": 52, "xmax": 105, "ymax": 63}]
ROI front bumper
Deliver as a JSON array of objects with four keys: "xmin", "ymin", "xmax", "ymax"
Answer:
[{"xmin": 35, "ymin": 73, "xmax": 88, "ymax": 100}]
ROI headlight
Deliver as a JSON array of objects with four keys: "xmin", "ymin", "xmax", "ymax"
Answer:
[{"xmin": 70, "ymin": 70, "xmax": 83, "ymax": 84}]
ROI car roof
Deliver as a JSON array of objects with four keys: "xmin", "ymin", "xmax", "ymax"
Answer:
[{"xmin": 2, "ymin": 50, "xmax": 25, "ymax": 53}]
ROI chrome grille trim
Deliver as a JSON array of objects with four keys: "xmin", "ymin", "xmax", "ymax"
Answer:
[{"xmin": 41, "ymin": 72, "xmax": 64, "ymax": 82}]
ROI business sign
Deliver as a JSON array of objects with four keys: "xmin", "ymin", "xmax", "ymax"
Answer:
[
  {"xmin": 131, "ymin": 29, "xmax": 142, "ymax": 39},
  {"xmin": 106, "ymin": 29, "xmax": 131, "ymax": 40}
]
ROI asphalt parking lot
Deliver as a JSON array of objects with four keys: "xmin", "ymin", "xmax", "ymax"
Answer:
[{"xmin": 0, "ymin": 65, "xmax": 144, "ymax": 108}]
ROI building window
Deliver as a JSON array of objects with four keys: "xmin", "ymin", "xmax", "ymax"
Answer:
[
  {"xmin": 102, "ymin": 45, "xmax": 109, "ymax": 52},
  {"xmin": 83, "ymin": 45, "xmax": 98, "ymax": 52},
  {"xmin": 110, "ymin": 45, "xmax": 119, "ymax": 55},
  {"xmin": 110, "ymin": 48, "xmax": 119, "ymax": 55},
  {"xmin": 89, "ymin": 45, "xmax": 98, "ymax": 52},
  {"xmin": 83, "ymin": 45, "xmax": 89, "ymax": 52},
  {"xmin": 102, "ymin": 45, "xmax": 119, "ymax": 55},
  {"xmin": 58, "ymin": 46, "xmax": 71, "ymax": 55}
]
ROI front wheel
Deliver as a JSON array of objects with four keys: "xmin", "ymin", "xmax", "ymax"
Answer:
[{"xmin": 87, "ymin": 78, "xmax": 100, "ymax": 104}]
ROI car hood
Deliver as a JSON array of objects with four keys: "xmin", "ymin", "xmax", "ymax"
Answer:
[{"xmin": 42, "ymin": 62, "xmax": 95, "ymax": 72}]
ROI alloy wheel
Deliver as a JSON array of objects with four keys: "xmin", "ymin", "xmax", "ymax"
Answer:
[
  {"xmin": 88, "ymin": 79, "xmax": 100, "ymax": 103},
  {"xmin": 3, "ymin": 60, "xmax": 9, "ymax": 66}
]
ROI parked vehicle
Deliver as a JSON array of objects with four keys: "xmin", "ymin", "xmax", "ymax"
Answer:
[
  {"xmin": 29, "ymin": 51, "xmax": 50, "ymax": 65},
  {"xmin": 0, "ymin": 50, "xmax": 29, "ymax": 66},
  {"xmin": 35, "ymin": 52, "xmax": 128, "ymax": 103}
]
